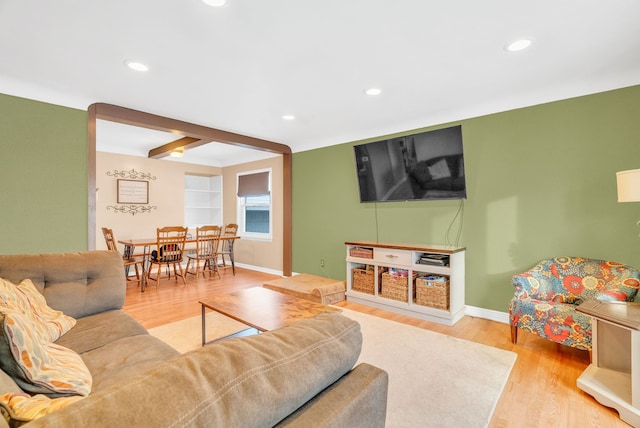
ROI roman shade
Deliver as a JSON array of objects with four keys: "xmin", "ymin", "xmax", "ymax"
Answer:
[{"xmin": 237, "ymin": 172, "xmax": 270, "ymax": 197}]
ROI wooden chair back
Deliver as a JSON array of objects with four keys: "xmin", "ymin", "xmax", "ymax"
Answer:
[
  {"xmin": 154, "ymin": 226, "xmax": 188, "ymax": 262},
  {"xmin": 195, "ymin": 225, "xmax": 221, "ymax": 258},
  {"xmin": 101, "ymin": 227, "xmax": 119, "ymax": 252},
  {"xmin": 223, "ymin": 223, "xmax": 238, "ymax": 237},
  {"xmin": 101, "ymin": 227, "xmax": 144, "ymax": 287},
  {"xmin": 221, "ymin": 223, "xmax": 238, "ymax": 253}
]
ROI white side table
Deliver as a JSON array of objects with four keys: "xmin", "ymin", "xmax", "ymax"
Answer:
[{"xmin": 576, "ymin": 300, "xmax": 640, "ymax": 426}]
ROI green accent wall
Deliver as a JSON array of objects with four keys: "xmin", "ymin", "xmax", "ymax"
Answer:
[
  {"xmin": 292, "ymin": 85, "xmax": 640, "ymax": 313},
  {"xmin": 0, "ymin": 93, "xmax": 88, "ymax": 254}
]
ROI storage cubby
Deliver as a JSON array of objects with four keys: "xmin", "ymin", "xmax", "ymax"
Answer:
[
  {"xmin": 345, "ymin": 241, "xmax": 465, "ymax": 326},
  {"xmin": 351, "ymin": 264, "xmax": 375, "ymax": 295}
]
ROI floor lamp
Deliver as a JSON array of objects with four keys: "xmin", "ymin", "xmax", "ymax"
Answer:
[{"xmin": 617, "ymin": 169, "xmax": 640, "ymax": 236}]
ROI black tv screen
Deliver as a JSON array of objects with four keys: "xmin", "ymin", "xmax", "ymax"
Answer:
[{"xmin": 354, "ymin": 125, "xmax": 466, "ymax": 202}]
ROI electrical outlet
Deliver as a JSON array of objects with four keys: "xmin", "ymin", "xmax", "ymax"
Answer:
[{"xmin": 320, "ymin": 259, "xmax": 325, "ymax": 268}]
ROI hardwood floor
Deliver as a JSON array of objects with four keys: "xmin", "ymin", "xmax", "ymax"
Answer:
[{"xmin": 122, "ymin": 268, "xmax": 630, "ymax": 427}]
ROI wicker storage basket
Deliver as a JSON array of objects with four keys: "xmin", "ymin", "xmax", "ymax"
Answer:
[
  {"xmin": 349, "ymin": 247, "xmax": 374, "ymax": 259},
  {"xmin": 415, "ymin": 276, "xmax": 450, "ymax": 310},
  {"xmin": 352, "ymin": 267, "xmax": 375, "ymax": 294},
  {"xmin": 380, "ymin": 271, "xmax": 413, "ymax": 302}
]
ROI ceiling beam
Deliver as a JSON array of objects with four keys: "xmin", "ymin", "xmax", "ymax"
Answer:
[
  {"xmin": 93, "ymin": 102, "xmax": 291, "ymax": 155},
  {"xmin": 147, "ymin": 136, "xmax": 206, "ymax": 159}
]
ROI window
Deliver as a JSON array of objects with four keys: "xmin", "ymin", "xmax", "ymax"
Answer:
[{"xmin": 237, "ymin": 169, "xmax": 271, "ymax": 240}]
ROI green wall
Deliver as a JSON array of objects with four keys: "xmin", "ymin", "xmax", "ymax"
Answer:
[
  {"xmin": 0, "ymin": 93, "xmax": 88, "ymax": 254},
  {"xmin": 292, "ymin": 85, "xmax": 640, "ymax": 313},
  {"xmin": 2, "ymin": 86, "xmax": 639, "ymax": 312}
]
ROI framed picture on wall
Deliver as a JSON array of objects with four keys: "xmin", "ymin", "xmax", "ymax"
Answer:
[{"xmin": 117, "ymin": 179, "xmax": 149, "ymax": 204}]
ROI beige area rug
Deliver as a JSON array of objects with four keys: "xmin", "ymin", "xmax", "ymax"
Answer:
[
  {"xmin": 148, "ymin": 311, "xmax": 250, "ymax": 354},
  {"xmin": 148, "ymin": 308, "xmax": 517, "ymax": 428}
]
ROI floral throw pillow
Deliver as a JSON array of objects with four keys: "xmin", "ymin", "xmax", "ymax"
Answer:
[{"xmin": 0, "ymin": 308, "xmax": 92, "ymax": 397}]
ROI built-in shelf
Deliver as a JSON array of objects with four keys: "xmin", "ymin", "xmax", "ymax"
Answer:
[{"xmin": 184, "ymin": 174, "xmax": 222, "ymax": 230}]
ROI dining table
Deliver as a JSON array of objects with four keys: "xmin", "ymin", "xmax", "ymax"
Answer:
[{"xmin": 118, "ymin": 235, "xmax": 240, "ymax": 291}]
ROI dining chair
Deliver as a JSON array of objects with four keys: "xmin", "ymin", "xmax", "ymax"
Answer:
[
  {"xmin": 101, "ymin": 227, "xmax": 145, "ymax": 287},
  {"xmin": 146, "ymin": 226, "xmax": 188, "ymax": 288},
  {"xmin": 185, "ymin": 225, "xmax": 221, "ymax": 280},
  {"xmin": 218, "ymin": 223, "xmax": 238, "ymax": 275}
]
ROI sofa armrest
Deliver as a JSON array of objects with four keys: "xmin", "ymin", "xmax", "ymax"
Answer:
[
  {"xmin": 24, "ymin": 311, "xmax": 371, "ymax": 428},
  {"xmin": 511, "ymin": 273, "xmax": 536, "ymax": 299},
  {"xmin": 275, "ymin": 363, "xmax": 388, "ymax": 428}
]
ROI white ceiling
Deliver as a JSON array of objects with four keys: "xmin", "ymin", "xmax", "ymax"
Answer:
[
  {"xmin": 95, "ymin": 119, "xmax": 280, "ymax": 167},
  {"xmin": 1, "ymin": 0, "xmax": 639, "ymax": 167}
]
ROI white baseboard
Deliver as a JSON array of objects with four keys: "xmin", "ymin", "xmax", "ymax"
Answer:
[
  {"xmin": 234, "ymin": 264, "xmax": 511, "ymax": 325},
  {"xmin": 234, "ymin": 262, "xmax": 284, "ymax": 276},
  {"xmin": 465, "ymin": 305, "xmax": 509, "ymax": 324}
]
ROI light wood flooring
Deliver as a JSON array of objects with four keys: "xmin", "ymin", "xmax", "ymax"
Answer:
[{"xmin": 122, "ymin": 267, "xmax": 630, "ymax": 427}]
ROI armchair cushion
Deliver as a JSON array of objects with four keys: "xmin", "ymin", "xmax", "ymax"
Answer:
[{"xmin": 509, "ymin": 256, "xmax": 640, "ymax": 350}]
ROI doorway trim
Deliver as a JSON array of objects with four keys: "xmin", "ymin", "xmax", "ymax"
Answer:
[{"xmin": 88, "ymin": 103, "xmax": 293, "ymax": 276}]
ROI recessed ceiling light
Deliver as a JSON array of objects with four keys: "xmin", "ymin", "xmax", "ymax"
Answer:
[
  {"xmin": 282, "ymin": 115, "xmax": 295, "ymax": 121},
  {"xmin": 202, "ymin": 0, "xmax": 226, "ymax": 7},
  {"xmin": 124, "ymin": 60, "xmax": 149, "ymax": 72},
  {"xmin": 505, "ymin": 39, "xmax": 533, "ymax": 52},
  {"xmin": 365, "ymin": 88, "xmax": 382, "ymax": 96},
  {"xmin": 169, "ymin": 148, "xmax": 183, "ymax": 158}
]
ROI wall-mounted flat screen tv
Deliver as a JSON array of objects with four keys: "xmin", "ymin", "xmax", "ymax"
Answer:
[{"xmin": 354, "ymin": 125, "xmax": 466, "ymax": 202}]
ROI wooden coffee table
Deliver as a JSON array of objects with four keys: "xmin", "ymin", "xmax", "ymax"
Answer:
[{"xmin": 199, "ymin": 286, "xmax": 341, "ymax": 345}]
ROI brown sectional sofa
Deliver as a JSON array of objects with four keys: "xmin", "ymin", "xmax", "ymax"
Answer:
[{"xmin": 0, "ymin": 251, "xmax": 388, "ymax": 427}]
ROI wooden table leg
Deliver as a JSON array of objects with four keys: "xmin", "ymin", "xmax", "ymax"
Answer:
[
  {"xmin": 139, "ymin": 245, "xmax": 150, "ymax": 292},
  {"xmin": 229, "ymin": 239, "xmax": 236, "ymax": 275}
]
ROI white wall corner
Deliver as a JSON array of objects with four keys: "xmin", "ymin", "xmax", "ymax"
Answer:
[{"xmin": 464, "ymin": 305, "xmax": 510, "ymax": 324}]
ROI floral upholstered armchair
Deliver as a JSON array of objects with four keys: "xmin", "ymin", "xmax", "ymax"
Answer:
[{"xmin": 509, "ymin": 256, "xmax": 640, "ymax": 351}]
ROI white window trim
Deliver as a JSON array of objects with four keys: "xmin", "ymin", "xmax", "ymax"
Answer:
[{"xmin": 236, "ymin": 168, "xmax": 272, "ymax": 242}]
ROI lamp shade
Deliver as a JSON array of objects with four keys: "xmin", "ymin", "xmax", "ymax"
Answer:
[{"xmin": 616, "ymin": 169, "xmax": 640, "ymax": 202}]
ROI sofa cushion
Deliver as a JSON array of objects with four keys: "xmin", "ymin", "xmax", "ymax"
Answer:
[
  {"xmin": 80, "ymin": 334, "xmax": 180, "ymax": 394},
  {"xmin": 0, "ymin": 252, "xmax": 126, "ymax": 319},
  {"xmin": 0, "ymin": 309, "xmax": 91, "ymax": 397},
  {"xmin": 54, "ymin": 310, "xmax": 147, "ymax": 354},
  {"xmin": 22, "ymin": 311, "xmax": 362, "ymax": 427},
  {"xmin": 53, "ymin": 310, "xmax": 179, "ymax": 393},
  {"xmin": 0, "ymin": 370, "xmax": 21, "ymax": 395}
]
